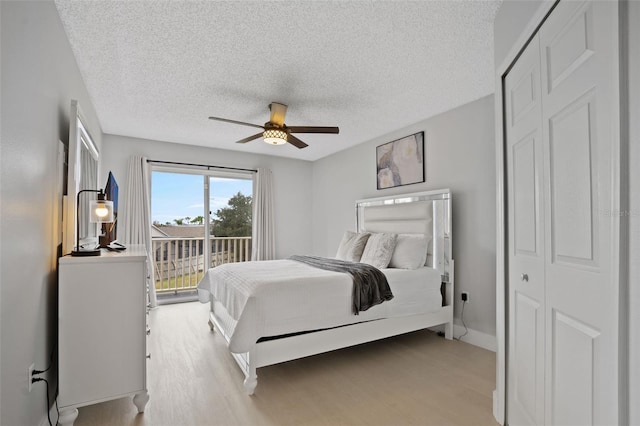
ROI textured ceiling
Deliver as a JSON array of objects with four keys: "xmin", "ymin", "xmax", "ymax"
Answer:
[{"xmin": 54, "ymin": 1, "xmax": 501, "ymax": 161}]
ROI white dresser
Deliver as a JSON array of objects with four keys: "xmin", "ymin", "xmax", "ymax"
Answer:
[{"xmin": 58, "ymin": 245, "xmax": 150, "ymax": 426}]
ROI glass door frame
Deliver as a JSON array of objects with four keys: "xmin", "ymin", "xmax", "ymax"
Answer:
[{"xmin": 150, "ymin": 163, "xmax": 254, "ymax": 280}]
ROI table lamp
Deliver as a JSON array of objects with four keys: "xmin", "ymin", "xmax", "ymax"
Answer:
[{"xmin": 71, "ymin": 189, "xmax": 114, "ymax": 256}]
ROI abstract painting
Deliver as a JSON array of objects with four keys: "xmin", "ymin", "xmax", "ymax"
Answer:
[{"xmin": 376, "ymin": 131, "xmax": 424, "ymax": 189}]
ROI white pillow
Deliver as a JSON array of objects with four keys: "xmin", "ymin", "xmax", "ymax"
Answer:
[
  {"xmin": 335, "ymin": 231, "xmax": 370, "ymax": 262},
  {"xmin": 389, "ymin": 234, "xmax": 429, "ymax": 269},
  {"xmin": 360, "ymin": 233, "xmax": 398, "ymax": 269}
]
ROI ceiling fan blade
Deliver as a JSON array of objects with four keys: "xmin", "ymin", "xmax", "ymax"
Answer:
[
  {"xmin": 235, "ymin": 132, "xmax": 264, "ymax": 144},
  {"xmin": 287, "ymin": 134, "xmax": 308, "ymax": 149},
  {"xmin": 209, "ymin": 116, "xmax": 264, "ymax": 130},
  {"xmin": 269, "ymin": 102, "xmax": 288, "ymax": 126},
  {"xmin": 287, "ymin": 126, "xmax": 340, "ymax": 134}
]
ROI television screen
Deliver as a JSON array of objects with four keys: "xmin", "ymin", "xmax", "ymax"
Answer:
[{"xmin": 100, "ymin": 171, "xmax": 119, "ymax": 247}]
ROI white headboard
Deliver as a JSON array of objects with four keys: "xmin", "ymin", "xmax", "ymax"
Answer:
[{"xmin": 355, "ymin": 189, "xmax": 452, "ymax": 282}]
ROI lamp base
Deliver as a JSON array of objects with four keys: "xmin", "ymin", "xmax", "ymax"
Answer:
[{"xmin": 70, "ymin": 248, "xmax": 101, "ymax": 257}]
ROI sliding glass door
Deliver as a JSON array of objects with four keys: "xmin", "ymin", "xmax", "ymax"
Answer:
[{"xmin": 151, "ymin": 167, "xmax": 252, "ymax": 302}]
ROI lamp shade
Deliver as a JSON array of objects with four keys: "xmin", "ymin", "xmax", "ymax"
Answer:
[
  {"xmin": 90, "ymin": 199, "xmax": 114, "ymax": 223},
  {"xmin": 71, "ymin": 189, "xmax": 113, "ymax": 257},
  {"xmin": 263, "ymin": 129, "xmax": 288, "ymax": 145}
]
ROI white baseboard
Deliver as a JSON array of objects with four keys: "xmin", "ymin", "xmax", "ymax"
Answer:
[
  {"xmin": 429, "ymin": 323, "xmax": 497, "ymax": 352},
  {"xmin": 453, "ymin": 324, "xmax": 497, "ymax": 352}
]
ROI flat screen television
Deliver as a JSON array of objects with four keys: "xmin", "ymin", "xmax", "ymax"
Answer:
[{"xmin": 100, "ymin": 171, "xmax": 119, "ymax": 247}]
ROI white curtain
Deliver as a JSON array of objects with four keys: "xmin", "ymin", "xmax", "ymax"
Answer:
[
  {"xmin": 251, "ymin": 167, "xmax": 275, "ymax": 260},
  {"xmin": 121, "ymin": 155, "xmax": 157, "ymax": 307}
]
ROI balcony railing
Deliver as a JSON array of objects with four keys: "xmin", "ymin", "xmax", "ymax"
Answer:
[{"xmin": 152, "ymin": 236, "xmax": 252, "ymax": 294}]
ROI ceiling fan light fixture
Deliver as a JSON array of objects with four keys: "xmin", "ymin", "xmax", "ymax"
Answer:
[{"xmin": 263, "ymin": 129, "xmax": 288, "ymax": 145}]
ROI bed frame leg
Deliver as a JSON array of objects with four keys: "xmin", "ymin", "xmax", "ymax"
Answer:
[
  {"xmin": 244, "ymin": 368, "xmax": 258, "ymax": 395},
  {"xmin": 208, "ymin": 310, "xmax": 216, "ymax": 332},
  {"xmin": 444, "ymin": 321, "xmax": 453, "ymax": 340}
]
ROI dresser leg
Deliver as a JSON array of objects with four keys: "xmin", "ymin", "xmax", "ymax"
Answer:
[
  {"xmin": 58, "ymin": 407, "xmax": 79, "ymax": 426},
  {"xmin": 133, "ymin": 390, "xmax": 150, "ymax": 413}
]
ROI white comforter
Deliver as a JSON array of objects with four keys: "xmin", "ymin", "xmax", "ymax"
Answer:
[{"xmin": 197, "ymin": 259, "xmax": 442, "ymax": 353}]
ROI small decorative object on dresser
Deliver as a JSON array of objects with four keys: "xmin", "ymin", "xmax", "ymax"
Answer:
[
  {"xmin": 376, "ymin": 131, "xmax": 425, "ymax": 189},
  {"xmin": 58, "ymin": 245, "xmax": 150, "ymax": 426}
]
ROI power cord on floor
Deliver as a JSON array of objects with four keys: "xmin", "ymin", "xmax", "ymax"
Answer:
[{"xmin": 455, "ymin": 300, "xmax": 469, "ymax": 341}]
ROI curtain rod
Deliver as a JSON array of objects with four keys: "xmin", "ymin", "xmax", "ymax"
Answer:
[{"xmin": 146, "ymin": 159, "xmax": 257, "ymax": 173}]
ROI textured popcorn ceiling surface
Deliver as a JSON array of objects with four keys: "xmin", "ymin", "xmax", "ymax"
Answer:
[{"xmin": 54, "ymin": 1, "xmax": 501, "ymax": 161}]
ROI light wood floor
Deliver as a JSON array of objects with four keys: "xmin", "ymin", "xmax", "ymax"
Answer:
[{"xmin": 75, "ymin": 302, "xmax": 498, "ymax": 426}]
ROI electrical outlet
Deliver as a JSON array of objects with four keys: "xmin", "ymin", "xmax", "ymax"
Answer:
[
  {"xmin": 27, "ymin": 363, "xmax": 35, "ymax": 392},
  {"xmin": 461, "ymin": 292, "xmax": 469, "ymax": 303}
]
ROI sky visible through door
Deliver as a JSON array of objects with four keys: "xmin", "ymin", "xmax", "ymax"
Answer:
[{"xmin": 151, "ymin": 171, "xmax": 252, "ymax": 226}]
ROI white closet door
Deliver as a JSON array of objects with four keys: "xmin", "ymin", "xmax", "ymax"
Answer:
[
  {"xmin": 506, "ymin": 1, "xmax": 620, "ymax": 424},
  {"xmin": 539, "ymin": 1, "xmax": 619, "ymax": 424},
  {"xmin": 505, "ymin": 35, "xmax": 545, "ymax": 426}
]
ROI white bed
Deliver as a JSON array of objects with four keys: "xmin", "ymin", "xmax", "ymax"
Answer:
[{"xmin": 197, "ymin": 189, "xmax": 453, "ymax": 394}]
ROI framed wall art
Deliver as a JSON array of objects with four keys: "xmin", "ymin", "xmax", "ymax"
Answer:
[{"xmin": 376, "ymin": 131, "xmax": 424, "ymax": 189}]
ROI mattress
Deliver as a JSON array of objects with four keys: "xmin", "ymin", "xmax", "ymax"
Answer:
[{"xmin": 197, "ymin": 259, "xmax": 443, "ymax": 353}]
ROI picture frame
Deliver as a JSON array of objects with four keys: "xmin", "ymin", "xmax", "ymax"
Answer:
[{"xmin": 376, "ymin": 131, "xmax": 425, "ymax": 190}]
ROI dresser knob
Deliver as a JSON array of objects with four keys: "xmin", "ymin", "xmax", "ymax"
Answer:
[
  {"xmin": 521, "ymin": 273, "xmax": 529, "ymax": 282},
  {"xmin": 146, "ymin": 353, "xmax": 151, "ymax": 359}
]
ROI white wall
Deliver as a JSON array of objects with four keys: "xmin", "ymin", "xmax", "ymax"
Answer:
[
  {"xmin": 0, "ymin": 1, "xmax": 103, "ymax": 425},
  {"xmin": 311, "ymin": 95, "xmax": 497, "ymax": 337},
  {"xmin": 101, "ymin": 134, "xmax": 314, "ymax": 259},
  {"xmin": 493, "ymin": 0, "xmax": 544, "ymax": 67}
]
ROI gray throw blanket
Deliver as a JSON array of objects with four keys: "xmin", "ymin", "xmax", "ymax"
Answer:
[{"xmin": 289, "ymin": 255, "xmax": 394, "ymax": 315}]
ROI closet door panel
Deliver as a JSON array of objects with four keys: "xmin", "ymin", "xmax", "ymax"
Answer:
[
  {"xmin": 544, "ymin": 2, "xmax": 594, "ymax": 93},
  {"xmin": 505, "ymin": 35, "xmax": 545, "ymax": 426},
  {"xmin": 551, "ymin": 311, "xmax": 600, "ymax": 426},
  {"xmin": 548, "ymin": 90, "xmax": 599, "ymax": 268},
  {"xmin": 540, "ymin": 1, "xmax": 619, "ymax": 424},
  {"xmin": 513, "ymin": 292, "xmax": 542, "ymax": 421},
  {"xmin": 513, "ymin": 135, "xmax": 538, "ymax": 255}
]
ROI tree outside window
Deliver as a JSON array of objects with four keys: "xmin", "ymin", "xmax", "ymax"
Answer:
[{"xmin": 210, "ymin": 192, "xmax": 252, "ymax": 237}]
